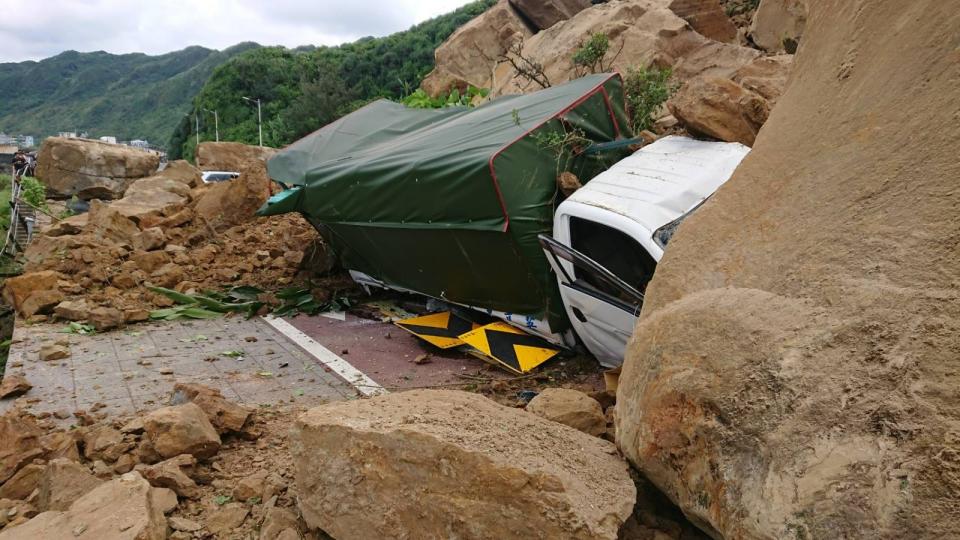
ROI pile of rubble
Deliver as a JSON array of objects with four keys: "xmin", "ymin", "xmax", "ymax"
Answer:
[
  {"xmin": 0, "ymin": 380, "xmax": 706, "ymax": 539},
  {"xmin": 3, "ymin": 145, "xmax": 335, "ymax": 330}
]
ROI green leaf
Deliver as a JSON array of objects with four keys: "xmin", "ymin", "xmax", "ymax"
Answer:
[
  {"xmin": 222, "ymin": 350, "xmax": 244, "ymax": 358},
  {"xmin": 147, "ymin": 286, "xmax": 200, "ymax": 305},
  {"xmin": 214, "ymin": 495, "xmax": 232, "ymax": 506}
]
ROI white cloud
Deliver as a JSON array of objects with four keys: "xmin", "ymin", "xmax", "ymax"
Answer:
[{"xmin": 0, "ymin": 0, "xmax": 474, "ymax": 63}]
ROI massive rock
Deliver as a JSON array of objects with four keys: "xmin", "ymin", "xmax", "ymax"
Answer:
[
  {"xmin": 491, "ymin": 0, "xmax": 758, "ymax": 96},
  {"xmin": 0, "ymin": 412, "xmax": 43, "ymax": 484},
  {"xmin": 421, "ymin": 0, "xmax": 533, "ymax": 96},
  {"xmin": 195, "ymin": 141, "xmax": 277, "ymax": 172},
  {"xmin": 193, "ymin": 162, "xmax": 272, "ymax": 230},
  {"xmin": 0, "ymin": 472, "xmax": 167, "ymax": 540},
  {"xmin": 508, "ymin": 0, "xmax": 592, "ymax": 31},
  {"xmin": 36, "ymin": 137, "xmax": 160, "ymax": 200},
  {"xmin": 1, "ymin": 270, "xmax": 60, "ymax": 316},
  {"xmin": 750, "ymin": 0, "xmax": 806, "ymax": 52},
  {"xmin": 668, "ymin": 76, "xmax": 769, "ymax": 145},
  {"xmin": 291, "ymin": 390, "xmax": 635, "ymax": 540},
  {"xmin": 617, "ymin": 0, "xmax": 960, "ymax": 538},
  {"xmin": 526, "ymin": 388, "xmax": 607, "ymax": 436},
  {"xmin": 142, "ymin": 403, "xmax": 221, "ymax": 460},
  {"xmin": 731, "ymin": 54, "xmax": 794, "ymax": 103}
]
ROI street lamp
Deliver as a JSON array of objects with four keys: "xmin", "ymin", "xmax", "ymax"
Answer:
[
  {"xmin": 202, "ymin": 108, "xmax": 219, "ymax": 142},
  {"xmin": 242, "ymin": 96, "xmax": 263, "ymax": 147}
]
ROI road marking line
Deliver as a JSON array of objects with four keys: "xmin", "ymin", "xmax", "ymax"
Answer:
[{"xmin": 261, "ymin": 316, "xmax": 386, "ymax": 397}]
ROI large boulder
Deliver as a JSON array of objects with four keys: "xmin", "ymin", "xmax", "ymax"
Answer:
[
  {"xmin": 142, "ymin": 403, "xmax": 221, "ymax": 460},
  {"xmin": 1, "ymin": 270, "xmax": 59, "ymax": 315},
  {"xmin": 0, "ymin": 412, "xmax": 43, "ymax": 484},
  {"xmin": 157, "ymin": 160, "xmax": 202, "ymax": 188},
  {"xmin": 193, "ymin": 162, "xmax": 272, "ymax": 229},
  {"xmin": 508, "ymin": 0, "xmax": 592, "ymax": 31},
  {"xmin": 731, "ymin": 54, "xmax": 794, "ymax": 103},
  {"xmin": 421, "ymin": 0, "xmax": 533, "ymax": 97},
  {"xmin": 491, "ymin": 0, "xmax": 759, "ymax": 96},
  {"xmin": 0, "ymin": 472, "xmax": 167, "ymax": 540},
  {"xmin": 195, "ymin": 141, "xmax": 277, "ymax": 172},
  {"xmin": 83, "ymin": 200, "xmax": 141, "ymax": 245},
  {"xmin": 617, "ymin": 0, "xmax": 960, "ymax": 538},
  {"xmin": 291, "ymin": 390, "xmax": 635, "ymax": 540},
  {"xmin": 750, "ymin": 0, "xmax": 806, "ymax": 52},
  {"xmin": 526, "ymin": 388, "xmax": 607, "ymax": 436},
  {"xmin": 668, "ymin": 76, "xmax": 770, "ymax": 145},
  {"xmin": 36, "ymin": 137, "xmax": 160, "ymax": 200}
]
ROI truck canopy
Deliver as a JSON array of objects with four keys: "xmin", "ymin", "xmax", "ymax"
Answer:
[{"xmin": 260, "ymin": 73, "xmax": 632, "ymax": 329}]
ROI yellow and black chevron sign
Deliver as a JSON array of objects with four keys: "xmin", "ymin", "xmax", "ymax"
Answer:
[
  {"xmin": 459, "ymin": 322, "xmax": 560, "ymax": 374},
  {"xmin": 394, "ymin": 312, "xmax": 478, "ymax": 349}
]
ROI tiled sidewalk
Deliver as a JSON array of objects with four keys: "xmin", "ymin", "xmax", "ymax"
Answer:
[{"xmin": 0, "ymin": 316, "xmax": 358, "ymax": 419}]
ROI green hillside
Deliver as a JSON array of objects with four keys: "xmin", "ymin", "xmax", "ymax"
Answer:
[
  {"xmin": 169, "ymin": 0, "xmax": 496, "ymax": 160},
  {"xmin": 0, "ymin": 43, "xmax": 259, "ymax": 146}
]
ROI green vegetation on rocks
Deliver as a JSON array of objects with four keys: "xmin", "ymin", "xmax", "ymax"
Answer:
[{"xmin": 169, "ymin": 0, "xmax": 496, "ymax": 160}]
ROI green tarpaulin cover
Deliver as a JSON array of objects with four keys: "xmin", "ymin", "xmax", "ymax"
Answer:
[{"xmin": 261, "ymin": 73, "xmax": 632, "ymax": 329}]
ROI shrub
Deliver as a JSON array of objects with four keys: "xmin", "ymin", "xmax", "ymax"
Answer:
[
  {"xmin": 623, "ymin": 66, "xmax": 677, "ymax": 133},
  {"xmin": 401, "ymin": 86, "xmax": 489, "ymax": 109},
  {"xmin": 18, "ymin": 176, "xmax": 47, "ymax": 211}
]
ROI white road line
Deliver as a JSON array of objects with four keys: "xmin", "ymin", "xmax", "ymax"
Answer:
[{"xmin": 261, "ymin": 316, "xmax": 387, "ymax": 397}]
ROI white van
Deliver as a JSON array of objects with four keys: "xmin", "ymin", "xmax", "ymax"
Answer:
[{"xmin": 538, "ymin": 136, "xmax": 749, "ymax": 366}]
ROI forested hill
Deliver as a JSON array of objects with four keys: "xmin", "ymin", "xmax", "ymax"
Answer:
[
  {"xmin": 169, "ymin": 0, "xmax": 496, "ymax": 160},
  {"xmin": 0, "ymin": 43, "xmax": 259, "ymax": 145}
]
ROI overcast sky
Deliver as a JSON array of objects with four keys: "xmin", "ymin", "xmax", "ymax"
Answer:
[{"xmin": 0, "ymin": 0, "xmax": 474, "ymax": 63}]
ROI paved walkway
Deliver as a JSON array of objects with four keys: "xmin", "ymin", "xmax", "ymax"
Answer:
[{"xmin": 1, "ymin": 317, "xmax": 358, "ymax": 419}]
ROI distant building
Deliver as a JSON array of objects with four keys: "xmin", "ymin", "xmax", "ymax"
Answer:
[
  {"xmin": 0, "ymin": 133, "xmax": 15, "ymax": 146},
  {"xmin": 58, "ymin": 131, "xmax": 78, "ymax": 139},
  {"xmin": 16, "ymin": 135, "xmax": 34, "ymax": 148},
  {"xmin": 99, "ymin": 136, "xmax": 117, "ymax": 145},
  {"xmin": 129, "ymin": 139, "xmax": 149, "ymax": 149}
]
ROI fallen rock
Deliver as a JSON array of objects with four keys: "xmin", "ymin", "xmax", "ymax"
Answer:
[
  {"xmin": 131, "ymin": 250, "xmax": 171, "ymax": 273},
  {"xmin": 0, "ymin": 464, "xmax": 43, "ymax": 500},
  {"xmin": 617, "ymin": 1, "xmax": 960, "ymax": 537},
  {"xmin": 731, "ymin": 54, "xmax": 794, "ymax": 103},
  {"xmin": 19, "ymin": 289, "xmax": 63, "ymax": 318},
  {"xmin": 138, "ymin": 454, "xmax": 200, "ymax": 499},
  {"xmin": 150, "ymin": 487, "xmax": 178, "ymax": 514},
  {"xmin": 132, "ymin": 227, "xmax": 165, "ymax": 252},
  {"xmin": 421, "ymin": 0, "xmax": 533, "ymax": 96},
  {"xmin": 0, "ymin": 472, "xmax": 167, "ymax": 540},
  {"xmin": 0, "ymin": 412, "xmax": 43, "ymax": 484},
  {"xmin": 526, "ymin": 388, "xmax": 606, "ymax": 437},
  {"xmin": 508, "ymin": 0, "xmax": 592, "ymax": 31},
  {"xmin": 668, "ymin": 76, "xmax": 769, "ymax": 145},
  {"xmin": 668, "ymin": 0, "xmax": 737, "ymax": 43},
  {"xmin": 1, "ymin": 271, "xmax": 60, "ymax": 315},
  {"xmin": 81, "ymin": 424, "xmax": 125, "ymax": 462},
  {"xmin": 169, "ymin": 516, "xmax": 202, "ymax": 532},
  {"xmin": 205, "ymin": 502, "xmax": 249, "ymax": 535},
  {"xmin": 84, "ymin": 200, "xmax": 141, "ymax": 245},
  {"xmin": 259, "ymin": 507, "xmax": 299, "ymax": 540},
  {"xmin": 40, "ymin": 432, "xmax": 80, "ymax": 462},
  {"xmin": 169, "ymin": 383, "xmax": 252, "ymax": 435},
  {"xmin": 193, "ymin": 162, "xmax": 272, "ymax": 229},
  {"xmin": 196, "ymin": 141, "xmax": 277, "ymax": 172},
  {"xmin": 38, "ymin": 344, "xmax": 70, "ymax": 362},
  {"xmin": 35, "ymin": 137, "xmax": 160, "ymax": 200},
  {"xmin": 44, "ymin": 214, "xmax": 88, "ymax": 237},
  {"xmin": 750, "ymin": 0, "xmax": 806, "ymax": 52},
  {"xmin": 232, "ymin": 470, "xmax": 267, "ymax": 502},
  {"xmin": 0, "ymin": 375, "xmax": 31, "ymax": 400},
  {"xmin": 87, "ymin": 306, "xmax": 124, "ymax": 332},
  {"xmin": 53, "ymin": 299, "xmax": 92, "ymax": 322},
  {"xmin": 37, "ymin": 458, "xmax": 103, "ymax": 512},
  {"xmin": 142, "ymin": 403, "xmax": 221, "ymax": 460},
  {"xmin": 291, "ymin": 390, "xmax": 635, "ymax": 540}
]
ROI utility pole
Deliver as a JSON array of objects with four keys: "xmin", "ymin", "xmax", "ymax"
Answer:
[
  {"xmin": 242, "ymin": 96, "xmax": 263, "ymax": 147},
  {"xmin": 185, "ymin": 112, "xmax": 201, "ymax": 169},
  {"xmin": 203, "ymin": 108, "xmax": 219, "ymax": 142}
]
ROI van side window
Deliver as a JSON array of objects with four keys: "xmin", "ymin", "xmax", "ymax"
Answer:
[{"xmin": 569, "ymin": 217, "xmax": 657, "ymax": 294}]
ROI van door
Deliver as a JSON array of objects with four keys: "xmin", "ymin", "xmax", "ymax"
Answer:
[{"xmin": 538, "ymin": 234, "xmax": 646, "ymax": 367}]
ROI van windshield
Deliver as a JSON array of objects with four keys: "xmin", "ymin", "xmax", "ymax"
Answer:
[{"xmin": 569, "ymin": 217, "xmax": 657, "ymax": 294}]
